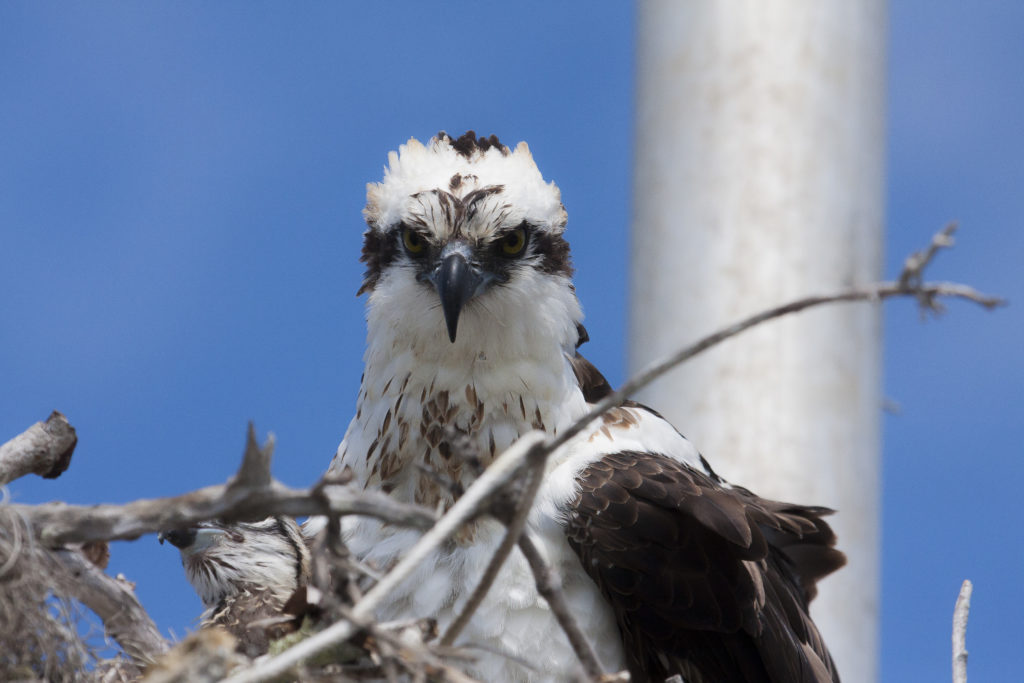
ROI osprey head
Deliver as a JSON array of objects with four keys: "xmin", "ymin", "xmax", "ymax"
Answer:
[
  {"xmin": 159, "ymin": 517, "xmax": 310, "ymax": 610},
  {"xmin": 359, "ymin": 131, "xmax": 576, "ymax": 348}
]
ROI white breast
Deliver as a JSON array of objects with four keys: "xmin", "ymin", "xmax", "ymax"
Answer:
[
  {"xmin": 332, "ymin": 351, "xmax": 630, "ymax": 679},
  {"xmin": 342, "ymin": 507, "xmax": 625, "ymax": 681}
]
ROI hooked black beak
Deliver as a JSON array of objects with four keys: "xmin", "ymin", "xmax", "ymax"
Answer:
[
  {"xmin": 431, "ymin": 253, "xmax": 483, "ymax": 343},
  {"xmin": 158, "ymin": 528, "xmax": 197, "ymax": 549}
]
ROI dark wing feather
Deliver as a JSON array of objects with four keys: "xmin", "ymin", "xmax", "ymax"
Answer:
[
  {"xmin": 568, "ymin": 350, "xmax": 614, "ymax": 403},
  {"xmin": 564, "ymin": 451, "xmax": 844, "ymax": 683}
]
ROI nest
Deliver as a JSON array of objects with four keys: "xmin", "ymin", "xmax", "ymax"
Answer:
[{"xmin": 0, "ymin": 498, "xmax": 133, "ymax": 682}]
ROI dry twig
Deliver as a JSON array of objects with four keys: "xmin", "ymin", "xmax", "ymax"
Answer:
[
  {"xmin": 518, "ymin": 532, "xmax": 606, "ymax": 682},
  {"xmin": 544, "ymin": 226, "xmax": 1003, "ymax": 458},
  {"xmin": 337, "ymin": 608, "xmax": 481, "ymax": 683},
  {"xmin": 11, "ymin": 426, "xmax": 436, "ymax": 548},
  {"xmin": 51, "ymin": 547, "xmax": 170, "ymax": 666},
  {"xmin": 440, "ymin": 438, "xmax": 547, "ymax": 648},
  {"xmin": 953, "ymin": 579, "xmax": 973, "ymax": 683}
]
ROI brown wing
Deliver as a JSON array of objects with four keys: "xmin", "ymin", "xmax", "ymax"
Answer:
[{"xmin": 564, "ymin": 450, "xmax": 845, "ymax": 683}]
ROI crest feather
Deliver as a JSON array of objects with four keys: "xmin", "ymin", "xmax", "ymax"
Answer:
[{"xmin": 363, "ymin": 131, "xmax": 566, "ymax": 234}]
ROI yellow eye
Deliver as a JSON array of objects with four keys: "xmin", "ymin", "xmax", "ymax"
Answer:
[
  {"xmin": 402, "ymin": 227, "xmax": 426, "ymax": 254},
  {"xmin": 500, "ymin": 227, "xmax": 527, "ymax": 256}
]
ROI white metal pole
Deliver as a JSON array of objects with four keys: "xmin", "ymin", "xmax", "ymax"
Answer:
[{"xmin": 631, "ymin": 2, "xmax": 886, "ymax": 681}]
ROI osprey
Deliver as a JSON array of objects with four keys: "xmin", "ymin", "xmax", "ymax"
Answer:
[
  {"xmin": 329, "ymin": 131, "xmax": 845, "ymax": 682},
  {"xmin": 159, "ymin": 517, "xmax": 310, "ymax": 656}
]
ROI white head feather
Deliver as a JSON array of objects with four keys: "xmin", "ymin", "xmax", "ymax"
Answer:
[{"xmin": 364, "ymin": 132, "xmax": 567, "ymax": 237}]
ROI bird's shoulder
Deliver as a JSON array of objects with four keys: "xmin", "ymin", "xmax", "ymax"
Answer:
[
  {"xmin": 560, "ymin": 352, "xmax": 844, "ymax": 682},
  {"xmin": 566, "ymin": 350, "xmax": 715, "ymax": 477}
]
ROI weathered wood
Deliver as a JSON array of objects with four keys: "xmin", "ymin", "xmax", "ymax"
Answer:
[
  {"xmin": 52, "ymin": 548, "xmax": 170, "ymax": 666},
  {"xmin": 0, "ymin": 411, "xmax": 77, "ymax": 485}
]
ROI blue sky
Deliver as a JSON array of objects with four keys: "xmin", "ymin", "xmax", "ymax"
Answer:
[{"xmin": 1, "ymin": 3, "xmax": 1021, "ymax": 680}]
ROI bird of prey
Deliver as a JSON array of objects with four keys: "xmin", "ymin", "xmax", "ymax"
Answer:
[
  {"xmin": 159, "ymin": 517, "xmax": 310, "ymax": 656},
  {"xmin": 329, "ymin": 131, "xmax": 846, "ymax": 682}
]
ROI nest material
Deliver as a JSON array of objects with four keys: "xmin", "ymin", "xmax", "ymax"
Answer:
[{"xmin": 0, "ymin": 500, "xmax": 131, "ymax": 682}]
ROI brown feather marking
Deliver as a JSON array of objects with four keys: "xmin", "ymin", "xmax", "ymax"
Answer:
[
  {"xmin": 601, "ymin": 406, "xmax": 640, "ymax": 431},
  {"xmin": 357, "ymin": 228, "xmax": 399, "ymax": 296},
  {"xmin": 414, "ymin": 473, "xmax": 441, "ymax": 508},
  {"xmin": 532, "ymin": 405, "xmax": 545, "ymax": 431},
  {"xmin": 398, "ymin": 420, "xmax": 409, "ymax": 450},
  {"xmin": 379, "ymin": 450, "xmax": 400, "ymax": 480}
]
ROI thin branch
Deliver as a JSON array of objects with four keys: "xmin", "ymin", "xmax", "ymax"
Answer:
[
  {"xmin": 229, "ymin": 423, "xmax": 275, "ymax": 490},
  {"xmin": 953, "ymin": 579, "xmax": 973, "ymax": 683},
  {"xmin": 50, "ymin": 547, "xmax": 171, "ymax": 666},
  {"xmin": 337, "ymin": 607, "xmax": 481, "ymax": 683},
  {"xmin": 900, "ymin": 221, "xmax": 957, "ymax": 289},
  {"xmin": 0, "ymin": 410, "xmax": 77, "ymax": 485},
  {"xmin": 222, "ymin": 431, "xmax": 547, "ymax": 683},
  {"xmin": 518, "ymin": 532, "xmax": 604, "ymax": 682},
  {"xmin": 544, "ymin": 278, "xmax": 1003, "ymax": 459},
  {"xmin": 10, "ymin": 435, "xmax": 436, "ymax": 547},
  {"xmin": 440, "ymin": 443, "xmax": 546, "ymax": 647}
]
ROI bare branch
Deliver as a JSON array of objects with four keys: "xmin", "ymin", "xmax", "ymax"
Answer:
[
  {"xmin": 10, "ymin": 437, "xmax": 436, "ymax": 547},
  {"xmin": 953, "ymin": 579, "xmax": 973, "ymax": 683},
  {"xmin": 441, "ymin": 443, "xmax": 546, "ymax": 647},
  {"xmin": 0, "ymin": 411, "xmax": 77, "ymax": 485},
  {"xmin": 900, "ymin": 221, "xmax": 957, "ymax": 288},
  {"xmin": 51, "ymin": 547, "xmax": 170, "ymax": 666},
  {"xmin": 518, "ymin": 532, "xmax": 605, "ymax": 682},
  {"xmin": 545, "ymin": 269, "xmax": 1004, "ymax": 458}
]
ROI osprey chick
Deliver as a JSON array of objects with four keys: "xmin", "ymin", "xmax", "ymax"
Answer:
[
  {"xmin": 160, "ymin": 517, "xmax": 310, "ymax": 656},
  {"xmin": 330, "ymin": 132, "xmax": 846, "ymax": 682}
]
